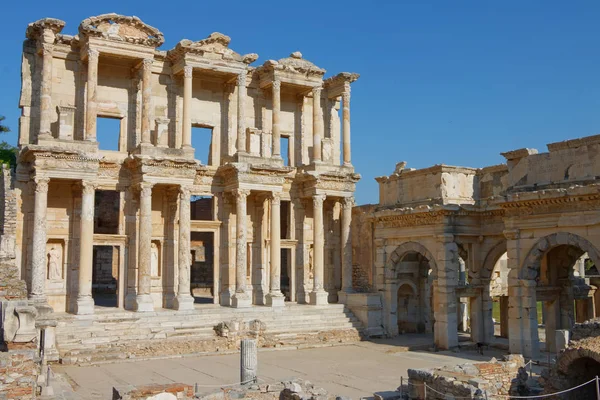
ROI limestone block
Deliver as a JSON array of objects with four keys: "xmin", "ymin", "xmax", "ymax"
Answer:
[
  {"xmin": 57, "ymin": 105, "xmax": 75, "ymax": 140},
  {"xmin": 154, "ymin": 118, "xmax": 170, "ymax": 147},
  {"xmin": 1, "ymin": 300, "xmax": 38, "ymax": 343},
  {"xmin": 555, "ymin": 329, "xmax": 569, "ymax": 352},
  {"xmin": 261, "ymin": 131, "xmax": 272, "ymax": 158},
  {"xmin": 246, "ymin": 128, "xmax": 261, "ymax": 156}
]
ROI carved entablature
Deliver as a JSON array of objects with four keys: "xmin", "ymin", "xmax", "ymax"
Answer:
[
  {"xmin": 499, "ymin": 195, "xmax": 600, "ymax": 217},
  {"xmin": 218, "ymin": 163, "xmax": 293, "ymax": 191},
  {"xmin": 78, "ymin": 14, "xmax": 164, "ymax": 48},
  {"xmin": 23, "ymin": 148, "xmax": 100, "ymax": 180},
  {"xmin": 257, "ymin": 52, "xmax": 325, "ymax": 89},
  {"xmin": 376, "ymin": 211, "xmax": 445, "ymax": 229},
  {"xmin": 168, "ymin": 32, "xmax": 258, "ymax": 74},
  {"xmin": 296, "ymin": 170, "xmax": 360, "ymax": 197},
  {"xmin": 125, "ymin": 155, "xmax": 198, "ymax": 185},
  {"xmin": 324, "ymin": 72, "xmax": 360, "ymax": 98}
]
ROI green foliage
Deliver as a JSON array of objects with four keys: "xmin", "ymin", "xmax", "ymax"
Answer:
[{"xmin": 0, "ymin": 115, "xmax": 17, "ymax": 167}]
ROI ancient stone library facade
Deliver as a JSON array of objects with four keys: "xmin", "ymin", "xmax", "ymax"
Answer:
[
  {"xmin": 5, "ymin": 14, "xmax": 359, "ymax": 318},
  {"xmin": 352, "ymin": 135, "xmax": 600, "ymax": 358}
]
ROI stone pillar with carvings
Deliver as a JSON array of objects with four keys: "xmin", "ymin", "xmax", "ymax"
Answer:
[
  {"xmin": 182, "ymin": 66, "xmax": 192, "ymax": 148},
  {"xmin": 29, "ymin": 177, "xmax": 50, "ymax": 306},
  {"xmin": 342, "ymin": 90, "xmax": 352, "ymax": 166},
  {"xmin": 141, "ymin": 58, "xmax": 153, "ymax": 145},
  {"xmin": 38, "ymin": 42, "xmax": 55, "ymax": 140},
  {"xmin": 266, "ymin": 192, "xmax": 285, "ymax": 307},
  {"xmin": 272, "ymin": 80, "xmax": 281, "ymax": 158},
  {"xmin": 75, "ymin": 181, "xmax": 96, "ymax": 315},
  {"xmin": 237, "ymin": 72, "xmax": 247, "ymax": 154},
  {"xmin": 312, "ymin": 87, "xmax": 323, "ymax": 163},
  {"xmin": 85, "ymin": 49, "xmax": 99, "ymax": 142},
  {"xmin": 232, "ymin": 189, "xmax": 251, "ymax": 308},
  {"xmin": 433, "ymin": 234, "xmax": 460, "ymax": 350},
  {"xmin": 340, "ymin": 196, "xmax": 354, "ymax": 294},
  {"xmin": 174, "ymin": 186, "xmax": 194, "ymax": 310},
  {"xmin": 310, "ymin": 194, "xmax": 328, "ymax": 305},
  {"xmin": 135, "ymin": 182, "xmax": 154, "ymax": 312}
]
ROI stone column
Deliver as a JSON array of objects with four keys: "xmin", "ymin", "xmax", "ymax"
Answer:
[
  {"xmin": 342, "ymin": 91, "xmax": 352, "ymax": 166},
  {"xmin": 272, "ymin": 80, "xmax": 281, "ymax": 158},
  {"xmin": 85, "ymin": 49, "xmax": 99, "ymax": 142},
  {"xmin": 135, "ymin": 182, "xmax": 154, "ymax": 312},
  {"xmin": 240, "ymin": 339, "xmax": 258, "ymax": 385},
  {"xmin": 312, "ymin": 87, "xmax": 323, "ymax": 163},
  {"xmin": 237, "ymin": 72, "xmax": 247, "ymax": 154},
  {"xmin": 232, "ymin": 189, "xmax": 251, "ymax": 308},
  {"xmin": 182, "ymin": 66, "xmax": 192, "ymax": 148},
  {"xmin": 433, "ymin": 235, "xmax": 459, "ymax": 350},
  {"xmin": 140, "ymin": 58, "xmax": 153, "ymax": 145},
  {"xmin": 266, "ymin": 193, "xmax": 284, "ymax": 307},
  {"xmin": 29, "ymin": 177, "xmax": 49, "ymax": 305},
  {"xmin": 310, "ymin": 194, "xmax": 328, "ymax": 305},
  {"xmin": 75, "ymin": 181, "xmax": 96, "ymax": 315},
  {"xmin": 39, "ymin": 43, "xmax": 54, "ymax": 139},
  {"xmin": 340, "ymin": 196, "xmax": 354, "ymax": 294},
  {"xmin": 174, "ymin": 186, "xmax": 194, "ymax": 310}
]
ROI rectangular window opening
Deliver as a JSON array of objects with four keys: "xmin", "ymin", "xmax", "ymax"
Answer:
[
  {"xmin": 191, "ymin": 126, "xmax": 213, "ymax": 165},
  {"xmin": 94, "ymin": 190, "xmax": 120, "ymax": 234},
  {"xmin": 190, "ymin": 232, "xmax": 215, "ymax": 304},
  {"xmin": 281, "ymin": 136, "xmax": 290, "ymax": 166},
  {"xmin": 191, "ymin": 195, "xmax": 214, "ymax": 221},
  {"xmin": 280, "ymin": 200, "xmax": 291, "ymax": 239},
  {"xmin": 97, "ymin": 116, "xmax": 121, "ymax": 151}
]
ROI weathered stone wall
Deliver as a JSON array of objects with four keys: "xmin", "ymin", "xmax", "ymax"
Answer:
[
  {"xmin": 0, "ymin": 166, "xmax": 24, "ymax": 301},
  {"xmin": 408, "ymin": 355, "xmax": 527, "ymax": 399}
]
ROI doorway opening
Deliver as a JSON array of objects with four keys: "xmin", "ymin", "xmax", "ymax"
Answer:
[
  {"xmin": 92, "ymin": 245, "xmax": 119, "ymax": 307},
  {"xmin": 281, "ymin": 248, "xmax": 292, "ymax": 301},
  {"xmin": 190, "ymin": 232, "xmax": 214, "ymax": 304}
]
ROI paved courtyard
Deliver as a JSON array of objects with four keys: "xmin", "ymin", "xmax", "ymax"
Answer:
[{"xmin": 52, "ymin": 338, "xmax": 509, "ymax": 399}]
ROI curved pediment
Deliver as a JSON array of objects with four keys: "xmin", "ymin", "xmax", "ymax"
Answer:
[
  {"xmin": 168, "ymin": 32, "xmax": 258, "ymax": 65},
  {"xmin": 79, "ymin": 14, "xmax": 164, "ymax": 47}
]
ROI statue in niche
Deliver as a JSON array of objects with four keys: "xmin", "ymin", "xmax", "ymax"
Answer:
[
  {"xmin": 47, "ymin": 245, "xmax": 62, "ymax": 280},
  {"xmin": 308, "ymin": 245, "xmax": 314, "ymax": 280},
  {"xmin": 151, "ymin": 242, "xmax": 159, "ymax": 277}
]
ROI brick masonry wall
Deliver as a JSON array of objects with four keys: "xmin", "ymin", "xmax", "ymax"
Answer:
[
  {"xmin": 0, "ymin": 344, "xmax": 39, "ymax": 400},
  {"xmin": 351, "ymin": 204, "xmax": 376, "ymax": 292}
]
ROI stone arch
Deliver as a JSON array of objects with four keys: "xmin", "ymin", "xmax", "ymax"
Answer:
[
  {"xmin": 556, "ymin": 345, "xmax": 600, "ymax": 376},
  {"xmin": 386, "ymin": 241, "xmax": 438, "ymax": 278},
  {"xmin": 521, "ymin": 232, "xmax": 600, "ymax": 280},
  {"xmin": 396, "ymin": 279, "xmax": 418, "ymax": 294},
  {"xmin": 481, "ymin": 240, "xmax": 507, "ymax": 281}
]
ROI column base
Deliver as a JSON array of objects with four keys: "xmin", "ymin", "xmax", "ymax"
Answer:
[
  {"xmin": 232, "ymin": 292, "xmax": 252, "ymax": 308},
  {"xmin": 74, "ymin": 296, "xmax": 95, "ymax": 315},
  {"xmin": 29, "ymin": 295, "xmax": 54, "ymax": 317},
  {"xmin": 309, "ymin": 290, "xmax": 329, "ymax": 306},
  {"xmin": 265, "ymin": 292, "xmax": 285, "ymax": 307},
  {"xmin": 134, "ymin": 294, "xmax": 155, "ymax": 312},
  {"xmin": 173, "ymin": 294, "xmax": 195, "ymax": 311}
]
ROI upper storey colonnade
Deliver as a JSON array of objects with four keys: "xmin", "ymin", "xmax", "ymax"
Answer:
[{"xmin": 21, "ymin": 14, "xmax": 359, "ymax": 169}]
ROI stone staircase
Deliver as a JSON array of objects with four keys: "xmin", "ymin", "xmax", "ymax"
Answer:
[{"xmin": 54, "ymin": 303, "xmax": 364, "ymax": 365}]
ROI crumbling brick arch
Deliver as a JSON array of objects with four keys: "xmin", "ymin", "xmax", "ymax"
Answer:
[
  {"xmin": 520, "ymin": 232, "xmax": 600, "ymax": 280},
  {"xmin": 385, "ymin": 241, "xmax": 438, "ymax": 280}
]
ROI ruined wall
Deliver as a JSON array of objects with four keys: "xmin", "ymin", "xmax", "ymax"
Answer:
[
  {"xmin": 0, "ymin": 345, "xmax": 39, "ymax": 400},
  {"xmin": 351, "ymin": 204, "xmax": 375, "ymax": 291},
  {"xmin": 377, "ymin": 166, "xmax": 478, "ymax": 208},
  {"xmin": 408, "ymin": 355, "xmax": 527, "ymax": 399},
  {"xmin": 0, "ymin": 166, "xmax": 26, "ymax": 300}
]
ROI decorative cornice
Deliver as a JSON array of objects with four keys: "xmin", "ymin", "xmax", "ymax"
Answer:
[{"xmin": 79, "ymin": 14, "xmax": 164, "ymax": 47}]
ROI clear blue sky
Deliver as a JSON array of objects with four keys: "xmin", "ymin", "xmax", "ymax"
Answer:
[{"xmin": 2, "ymin": 1, "xmax": 599, "ymax": 204}]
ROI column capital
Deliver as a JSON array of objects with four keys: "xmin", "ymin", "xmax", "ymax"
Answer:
[
  {"xmin": 233, "ymin": 188, "xmax": 250, "ymax": 201},
  {"xmin": 237, "ymin": 72, "xmax": 247, "ymax": 86},
  {"xmin": 183, "ymin": 65, "xmax": 193, "ymax": 78},
  {"xmin": 503, "ymin": 229, "xmax": 520, "ymax": 240},
  {"xmin": 179, "ymin": 185, "xmax": 191, "ymax": 198},
  {"xmin": 87, "ymin": 48, "xmax": 99, "ymax": 62},
  {"xmin": 313, "ymin": 194, "xmax": 326, "ymax": 208},
  {"xmin": 81, "ymin": 180, "xmax": 98, "ymax": 195},
  {"xmin": 342, "ymin": 196, "xmax": 355, "ymax": 209},
  {"xmin": 33, "ymin": 177, "xmax": 50, "ymax": 194},
  {"xmin": 312, "ymin": 86, "xmax": 322, "ymax": 96},
  {"xmin": 142, "ymin": 58, "xmax": 154, "ymax": 68},
  {"xmin": 272, "ymin": 80, "xmax": 281, "ymax": 91},
  {"xmin": 271, "ymin": 192, "xmax": 282, "ymax": 206},
  {"xmin": 137, "ymin": 182, "xmax": 154, "ymax": 197},
  {"xmin": 342, "ymin": 90, "xmax": 351, "ymax": 102}
]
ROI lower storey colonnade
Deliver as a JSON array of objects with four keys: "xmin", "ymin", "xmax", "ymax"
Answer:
[{"xmin": 26, "ymin": 178, "xmax": 355, "ymax": 315}]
